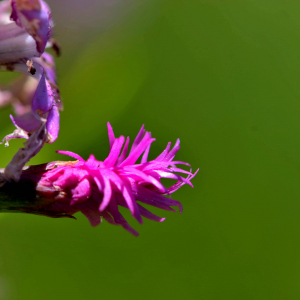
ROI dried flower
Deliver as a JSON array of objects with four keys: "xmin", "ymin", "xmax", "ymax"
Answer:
[
  {"xmin": 0, "ymin": 0, "xmax": 61, "ymax": 146},
  {"xmin": 12, "ymin": 123, "xmax": 198, "ymax": 236}
]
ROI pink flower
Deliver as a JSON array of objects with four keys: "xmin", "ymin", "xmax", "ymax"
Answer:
[{"xmin": 23, "ymin": 123, "xmax": 198, "ymax": 236}]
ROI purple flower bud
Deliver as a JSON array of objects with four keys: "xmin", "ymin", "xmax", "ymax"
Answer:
[{"xmin": 18, "ymin": 124, "xmax": 198, "ymax": 236}]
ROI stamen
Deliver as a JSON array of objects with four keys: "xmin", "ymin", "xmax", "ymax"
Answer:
[{"xmin": 26, "ymin": 59, "xmax": 36, "ymax": 75}]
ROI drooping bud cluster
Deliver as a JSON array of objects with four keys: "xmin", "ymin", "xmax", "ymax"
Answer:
[{"xmin": 0, "ymin": 0, "xmax": 61, "ymax": 147}]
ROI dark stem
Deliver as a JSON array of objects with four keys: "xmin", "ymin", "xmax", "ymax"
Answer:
[{"xmin": 0, "ymin": 167, "xmax": 75, "ymax": 219}]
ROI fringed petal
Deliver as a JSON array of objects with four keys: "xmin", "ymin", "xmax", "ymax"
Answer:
[
  {"xmin": 116, "ymin": 136, "xmax": 129, "ymax": 166},
  {"xmin": 129, "ymin": 125, "xmax": 144, "ymax": 154},
  {"xmin": 104, "ymin": 136, "xmax": 125, "ymax": 167},
  {"xmin": 99, "ymin": 173, "xmax": 112, "ymax": 212},
  {"xmin": 56, "ymin": 150, "xmax": 85, "ymax": 162},
  {"xmin": 137, "ymin": 204, "xmax": 166, "ymax": 222},
  {"xmin": 120, "ymin": 133, "xmax": 155, "ymax": 167},
  {"xmin": 141, "ymin": 133, "xmax": 151, "ymax": 163},
  {"xmin": 107, "ymin": 122, "xmax": 115, "ymax": 150}
]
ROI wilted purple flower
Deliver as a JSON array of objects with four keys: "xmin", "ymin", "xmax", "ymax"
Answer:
[
  {"xmin": 0, "ymin": 0, "xmax": 61, "ymax": 146},
  {"xmin": 16, "ymin": 123, "xmax": 198, "ymax": 236}
]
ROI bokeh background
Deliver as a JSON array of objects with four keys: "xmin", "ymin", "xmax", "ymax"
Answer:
[{"xmin": 0, "ymin": 0, "xmax": 300, "ymax": 299}]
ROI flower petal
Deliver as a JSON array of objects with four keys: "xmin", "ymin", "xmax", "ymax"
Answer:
[
  {"xmin": 129, "ymin": 125, "xmax": 145, "ymax": 154},
  {"xmin": 137, "ymin": 204, "xmax": 166, "ymax": 222},
  {"xmin": 11, "ymin": 0, "xmax": 53, "ymax": 54},
  {"xmin": 46, "ymin": 104, "xmax": 59, "ymax": 143},
  {"xmin": 0, "ymin": 32, "xmax": 38, "ymax": 63},
  {"xmin": 56, "ymin": 151, "xmax": 85, "ymax": 162},
  {"xmin": 116, "ymin": 136, "xmax": 129, "ymax": 166},
  {"xmin": 107, "ymin": 122, "xmax": 115, "ymax": 150},
  {"xmin": 98, "ymin": 173, "xmax": 112, "ymax": 212},
  {"xmin": 32, "ymin": 72, "xmax": 53, "ymax": 115},
  {"xmin": 103, "ymin": 136, "xmax": 125, "ymax": 167},
  {"xmin": 120, "ymin": 133, "xmax": 155, "ymax": 167},
  {"xmin": 11, "ymin": 110, "xmax": 42, "ymax": 132}
]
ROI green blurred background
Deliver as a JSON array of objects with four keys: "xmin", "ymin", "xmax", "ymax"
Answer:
[{"xmin": 1, "ymin": 0, "xmax": 300, "ymax": 298}]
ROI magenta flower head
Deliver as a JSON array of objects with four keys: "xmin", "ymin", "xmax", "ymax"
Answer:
[
  {"xmin": 4, "ymin": 123, "xmax": 198, "ymax": 236},
  {"xmin": 0, "ymin": 0, "xmax": 61, "ymax": 146}
]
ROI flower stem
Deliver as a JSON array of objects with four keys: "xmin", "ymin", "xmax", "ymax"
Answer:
[
  {"xmin": 0, "ymin": 168, "xmax": 39, "ymax": 213},
  {"xmin": 0, "ymin": 167, "xmax": 74, "ymax": 219}
]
